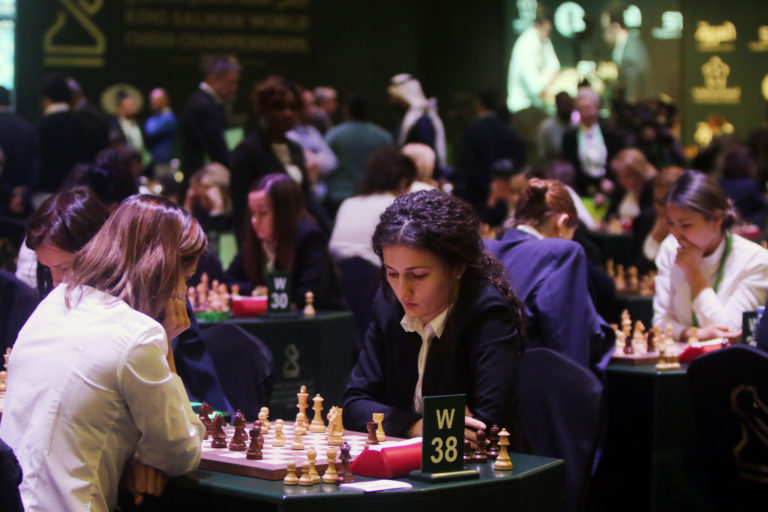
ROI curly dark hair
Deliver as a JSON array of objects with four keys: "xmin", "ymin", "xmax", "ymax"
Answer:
[{"xmin": 372, "ymin": 189, "xmax": 526, "ymax": 344}]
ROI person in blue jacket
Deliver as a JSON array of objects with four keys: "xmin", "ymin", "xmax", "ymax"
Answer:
[
  {"xmin": 343, "ymin": 189, "xmax": 527, "ymax": 447},
  {"xmin": 487, "ymin": 178, "xmax": 615, "ymax": 377}
]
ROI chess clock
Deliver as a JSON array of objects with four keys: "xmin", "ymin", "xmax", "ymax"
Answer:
[{"xmin": 409, "ymin": 394, "xmax": 479, "ymax": 482}]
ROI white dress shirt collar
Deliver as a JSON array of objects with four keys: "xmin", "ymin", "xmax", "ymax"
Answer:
[{"xmin": 400, "ymin": 306, "xmax": 450, "ymax": 413}]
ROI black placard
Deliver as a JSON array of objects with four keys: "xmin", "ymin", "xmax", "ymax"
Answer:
[
  {"xmin": 420, "ymin": 394, "xmax": 465, "ymax": 474},
  {"xmin": 266, "ymin": 271, "xmax": 292, "ymax": 314}
]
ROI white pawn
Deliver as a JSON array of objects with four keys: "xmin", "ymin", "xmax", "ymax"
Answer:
[
  {"xmin": 298, "ymin": 461, "xmax": 314, "ymax": 486},
  {"xmin": 307, "ymin": 446, "xmax": 321, "ymax": 484},
  {"xmin": 322, "ymin": 446, "xmax": 340, "ymax": 484},
  {"xmin": 291, "ymin": 425, "xmax": 305, "ymax": 450},
  {"xmin": 303, "ymin": 291, "xmax": 316, "ymax": 317},
  {"xmin": 272, "ymin": 419, "xmax": 285, "ymax": 447},
  {"xmin": 284, "ymin": 460, "xmax": 299, "ymax": 485}
]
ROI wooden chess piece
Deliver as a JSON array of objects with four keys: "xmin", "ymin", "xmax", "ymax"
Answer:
[
  {"xmin": 199, "ymin": 402, "xmax": 214, "ymax": 440},
  {"xmin": 372, "ymin": 413, "xmax": 386, "ymax": 442},
  {"xmin": 246, "ymin": 428, "xmax": 263, "ymax": 460},
  {"xmin": 326, "ymin": 406, "xmax": 344, "ymax": 446},
  {"xmin": 298, "ymin": 461, "xmax": 315, "ymax": 486},
  {"xmin": 272, "ymin": 419, "xmax": 286, "ymax": 447},
  {"xmin": 322, "ymin": 446, "xmax": 340, "ymax": 484},
  {"xmin": 239, "ymin": 414, "xmax": 253, "ymax": 443},
  {"xmin": 296, "ymin": 385, "xmax": 309, "ymax": 427},
  {"xmin": 284, "ymin": 461, "xmax": 299, "ymax": 485},
  {"xmin": 210, "ymin": 414, "xmax": 227, "ymax": 449},
  {"xmin": 471, "ymin": 429, "xmax": 488, "ymax": 462},
  {"xmin": 295, "ymin": 412, "xmax": 308, "ymax": 432},
  {"xmin": 249, "ymin": 420, "xmax": 262, "ymax": 444},
  {"xmin": 258, "ymin": 407, "xmax": 270, "ymax": 434},
  {"xmin": 487, "ymin": 425, "xmax": 501, "ymax": 460},
  {"xmin": 366, "ymin": 422, "xmax": 379, "ymax": 446},
  {"xmin": 309, "ymin": 394, "xmax": 326, "ymax": 433},
  {"xmin": 632, "ymin": 321, "xmax": 646, "ymax": 355},
  {"xmin": 228, "ymin": 411, "xmax": 247, "ymax": 451},
  {"xmin": 339, "ymin": 442, "xmax": 354, "ymax": 483},
  {"xmin": 463, "ymin": 438, "xmax": 472, "ymax": 464},
  {"xmin": 688, "ymin": 327, "xmax": 699, "ymax": 345},
  {"xmin": 307, "ymin": 447, "xmax": 321, "ymax": 484},
  {"xmin": 493, "ymin": 428, "xmax": 514, "ymax": 471},
  {"xmin": 291, "ymin": 425, "xmax": 305, "ymax": 450},
  {"xmin": 303, "ymin": 291, "xmax": 316, "ymax": 317}
]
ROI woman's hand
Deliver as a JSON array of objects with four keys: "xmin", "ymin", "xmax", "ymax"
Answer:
[
  {"xmin": 162, "ymin": 295, "xmax": 190, "ymax": 345},
  {"xmin": 125, "ymin": 455, "xmax": 168, "ymax": 505},
  {"xmin": 407, "ymin": 418, "xmax": 423, "ymax": 438},
  {"xmin": 675, "ymin": 239, "xmax": 709, "ymax": 297},
  {"xmin": 683, "ymin": 325, "xmax": 741, "ymax": 342},
  {"xmin": 463, "ymin": 407, "xmax": 487, "ymax": 449}
]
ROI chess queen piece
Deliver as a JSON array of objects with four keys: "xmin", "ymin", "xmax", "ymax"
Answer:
[{"xmin": 303, "ymin": 291, "xmax": 316, "ymax": 317}]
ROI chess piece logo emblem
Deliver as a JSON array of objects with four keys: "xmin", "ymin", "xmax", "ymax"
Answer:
[
  {"xmin": 730, "ymin": 385, "xmax": 768, "ymax": 483},
  {"xmin": 282, "ymin": 343, "xmax": 301, "ymax": 379},
  {"xmin": 692, "ymin": 56, "xmax": 741, "ymax": 105},
  {"xmin": 44, "ymin": 0, "xmax": 106, "ymax": 68}
]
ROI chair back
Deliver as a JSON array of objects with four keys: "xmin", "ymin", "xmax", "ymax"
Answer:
[
  {"xmin": 687, "ymin": 344, "xmax": 768, "ymax": 509},
  {"xmin": 336, "ymin": 256, "xmax": 380, "ymax": 351},
  {"xmin": 0, "ymin": 437, "xmax": 24, "ymax": 512},
  {"xmin": 518, "ymin": 347, "xmax": 605, "ymax": 512},
  {"xmin": 199, "ymin": 323, "xmax": 275, "ymax": 420}
]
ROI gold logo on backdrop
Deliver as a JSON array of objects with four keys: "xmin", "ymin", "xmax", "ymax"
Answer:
[
  {"xmin": 692, "ymin": 56, "xmax": 741, "ymax": 104},
  {"xmin": 695, "ymin": 21, "xmax": 736, "ymax": 52},
  {"xmin": 748, "ymin": 26, "xmax": 768, "ymax": 52},
  {"xmin": 43, "ymin": 0, "xmax": 106, "ymax": 67}
]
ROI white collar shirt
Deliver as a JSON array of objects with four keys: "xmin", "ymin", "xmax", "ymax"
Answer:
[
  {"xmin": 400, "ymin": 307, "xmax": 450, "ymax": 414},
  {"xmin": 0, "ymin": 285, "xmax": 204, "ymax": 512}
]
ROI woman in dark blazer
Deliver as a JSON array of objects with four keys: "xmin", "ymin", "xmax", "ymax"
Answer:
[
  {"xmin": 225, "ymin": 173, "xmax": 343, "ymax": 310},
  {"xmin": 343, "ymin": 190, "xmax": 527, "ymax": 447}
]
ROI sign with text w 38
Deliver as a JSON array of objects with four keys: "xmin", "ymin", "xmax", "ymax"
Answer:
[{"xmin": 421, "ymin": 394, "xmax": 465, "ymax": 474}]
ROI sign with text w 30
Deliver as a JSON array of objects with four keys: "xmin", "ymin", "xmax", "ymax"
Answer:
[
  {"xmin": 421, "ymin": 394, "xmax": 465, "ymax": 474},
  {"xmin": 267, "ymin": 271, "xmax": 292, "ymax": 313}
]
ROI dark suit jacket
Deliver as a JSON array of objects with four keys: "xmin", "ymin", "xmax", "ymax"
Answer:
[
  {"xmin": 461, "ymin": 113, "xmax": 526, "ymax": 218},
  {"xmin": 720, "ymin": 177, "xmax": 768, "ymax": 226},
  {"xmin": 224, "ymin": 218, "xmax": 344, "ymax": 309},
  {"xmin": 343, "ymin": 278, "xmax": 524, "ymax": 445},
  {"xmin": 562, "ymin": 122, "xmax": 624, "ymax": 196},
  {"xmin": 605, "ymin": 176, "xmax": 654, "ymax": 221},
  {"xmin": 487, "ymin": 229, "xmax": 615, "ymax": 377},
  {"xmin": 229, "ymin": 128, "xmax": 330, "ymax": 238},
  {"xmin": 181, "ymin": 89, "xmax": 230, "ymax": 175},
  {"xmin": 0, "ymin": 112, "xmax": 38, "ymax": 215},
  {"xmin": 36, "ymin": 111, "xmax": 101, "ymax": 194}
]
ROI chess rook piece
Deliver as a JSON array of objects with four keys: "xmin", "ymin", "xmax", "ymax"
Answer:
[
  {"xmin": 322, "ymin": 446, "xmax": 340, "ymax": 484},
  {"xmin": 372, "ymin": 412, "xmax": 386, "ymax": 442},
  {"xmin": 366, "ymin": 422, "xmax": 380, "ymax": 446},
  {"xmin": 688, "ymin": 327, "xmax": 699, "ymax": 345},
  {"xmin": 471, "ymin": 429, "xmax": 488, "ymax": 462},
  {"xmin": 493, "ymin": 428, "xmax": 514, "ymax": 471},
  {"xmin": 272, "ymin": 419, "xmax": 286, "ymax": 447},
  {"xmin": 309, "ymin": 394, "xmax": 326, "ymax": 433},
  {"xmin": 298, "ymin": 461, "xmax": 315, "ymax": 486},
  {"xmin": 303, "ymin": 291, "xmax": 316, "ymax": 317},
  {"xmin": 339, "ymin": 442, "xmax": 354, "ymax": 483},
  {"xmin": 284, "ymin": 460, "xmax": 299, "ymax": 485},
  {"xmin": 210, "ymin": 414, "xmax": 227, "ymax": 449}
]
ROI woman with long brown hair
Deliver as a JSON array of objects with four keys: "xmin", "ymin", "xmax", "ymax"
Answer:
[
  {"xmin": 0, "ymin": 195, "xmax": 206, "ymax": 511},
  {"xmin": 225, "ymin": 173, "xmax": 343, "ymax": 309}
]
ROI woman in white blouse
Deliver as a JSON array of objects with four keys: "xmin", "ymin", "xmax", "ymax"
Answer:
[
  {"xmin": 653, "ymin": 170, "xmax": 768, "ymax": 342},
  {"xmin": 0, "ymin": 195, "xmax": 206, "ymax": 512}
]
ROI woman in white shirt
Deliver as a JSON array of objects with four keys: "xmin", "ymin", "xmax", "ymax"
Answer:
[
  {"xmin": 0, "ymin": 195, "xmax": 206, "ymax": 512},
  {"xmin": 653, "ymin": 170, "xmax": 768, "ymax": 342}
]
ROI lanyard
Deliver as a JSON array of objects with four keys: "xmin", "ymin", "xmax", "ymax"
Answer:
[{"xmin": 692, "ymin": 232, "xmax": 732, "ymax": 327}]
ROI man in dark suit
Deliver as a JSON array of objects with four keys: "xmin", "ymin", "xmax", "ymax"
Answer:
[
  {"xmin": 460, "ymin": 89, "xmax": 526, "ymax": 221},
  {"xmin": 35, "ymin": 75, "xmax": 101, "ymax": 203},
  {"xmin": 0, "ymin": 87, "xmax": 38, "ymax": 218},
  {"xmin": 181, "ymin": 55, "xmax": 240, "ymax": 180},
  {"xmin": 562, "ymin": 87, "xmax": 625, "ymax": 197}
]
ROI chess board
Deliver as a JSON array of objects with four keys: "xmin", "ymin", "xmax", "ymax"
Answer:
[
  {"xmin": 199, "ymin": 421, "xmax": 389, "ymax": 480},
  {"xmin": 610, "ymin": 351, "xmax": 660, "ymax": 365}
]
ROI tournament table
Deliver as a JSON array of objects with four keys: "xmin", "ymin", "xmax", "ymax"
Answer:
[
  {"xmin": 590, "ymin": 363, "xmax": 706, "ymax": 511},
  {"xmin": 153, "ymin": 453, "xmax": 565, "ymax": 511},
  {"xmin": 199, "ymin": 311, "xmax": 357, "ymax": 419}
]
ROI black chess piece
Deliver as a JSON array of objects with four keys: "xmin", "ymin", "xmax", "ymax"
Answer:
[
  {"xmin": 463, "ymin": 438, "xmax": 472, "ymax": 464},
  {"xmin": 246, "ymin": 428, "xmax": 263, "ymax": 460},
  {"xmin": 487, "ymin": 425, "xmax": 500, "ymax": 460},
  {"xmin": 366, "ymin": 421, "xmax": 379, "ymax": 445},
  {"xmin": 339, "ymin": 441, "xmax": 354, "ymax": 482},
  {"xmin": 211, "ymin": 414, "xmax": 227, "ymax": 449},
  {"xmin": 471, "ymin": 429, "xmax": 488, "ymax": 462}
]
